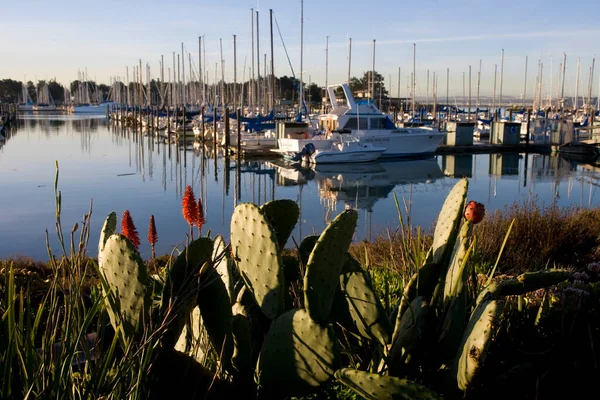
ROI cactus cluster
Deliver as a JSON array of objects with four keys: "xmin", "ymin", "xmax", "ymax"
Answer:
[{"xmin": 96, "ymin": 177, "xmax": 578, "ymax": 399}]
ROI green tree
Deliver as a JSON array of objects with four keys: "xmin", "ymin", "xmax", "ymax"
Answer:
[
  {"xmin": 307, "ymin": 83, "xmax": 322, "ymax": 104},
  {"xmin": 27, "ymin": 81, "xmax": 37, "ymax": 103},
  {"xmin": 0, "ymin": 79, "xmax": 22, "ymax": 103},
  {"xmin": 48, "ymin": 80, "xmax": 64, "ymax": 103}
]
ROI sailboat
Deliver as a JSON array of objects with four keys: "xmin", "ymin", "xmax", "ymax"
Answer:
[
  {"xmin": 17, "ymin": 83, "xmax": 34, "ymax": 111},
  {"xmin": 34, "ymin": 83, "xmax": 57, "ymax": 112}
]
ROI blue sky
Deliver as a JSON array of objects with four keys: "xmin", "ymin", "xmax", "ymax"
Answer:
[{"xmin": 3, "ymin": 0, "xmax": 599, "ymax": 99}]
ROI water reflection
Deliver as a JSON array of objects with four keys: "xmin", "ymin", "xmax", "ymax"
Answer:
[{"xmin": 2, "ymin": 114, "xmax": 600, "ymax": 260}]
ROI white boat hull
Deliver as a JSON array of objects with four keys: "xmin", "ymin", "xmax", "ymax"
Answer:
[
  {"xmin": 352, "ymin": 128, "xmax": 445, "ymax": 158},
  {"xmin": 311, "ymin": 148, "xmax": 384, "ymax": 164},
  {"xmin": 277, "ymin": 137, "xmax": 333, "ymax": 152}
]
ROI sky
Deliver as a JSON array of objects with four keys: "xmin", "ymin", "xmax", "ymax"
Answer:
[{"xmin": 3, "ymin": 0, "xmax": 600, "ymax": 100}]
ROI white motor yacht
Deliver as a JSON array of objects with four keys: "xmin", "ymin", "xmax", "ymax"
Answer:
[{"xmin": 320, "ymin": 83, "xmax": 445, "ymax": 158}]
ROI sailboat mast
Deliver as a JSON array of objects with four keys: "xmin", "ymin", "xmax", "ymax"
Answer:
[
  {"xmin": 270, "ymin": 9, "xmax": 275, "ymax": 111},
  {"xmin": 412, "ymin": 43, "xmax": 416, "ymax": 120},
  {"xmin": 523, "ymin": 56, "xmax": 528, "ymax": 108},
  {"xmin": 182, "ymin": 42, "xmax": 186, "ymax": 106},
  {"xmin": 499, "ymin": 49, "xmax": 504, "ymax": 115},
  {"xmin": 371, "ymin": 39, "xmax": 376, "ymax": 104},
  {"xmin": 299, "ymin": 0, "xmax": 304, "ymax": 114},
  {"xmin": 234, "ymin": 35, "xmax": 237, "ymax": 113},
  {"xmin": 251, "ymin": 9, "xmax": 255, "ymax": 110},
  {"xmin": 256, "ymin": 10, "xmax": 261, "ymax": 114}
]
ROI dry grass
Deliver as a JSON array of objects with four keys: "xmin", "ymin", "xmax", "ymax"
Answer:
[{"xmin": 473, "ymin": 198, "xmax": 600, "ymax": 275}]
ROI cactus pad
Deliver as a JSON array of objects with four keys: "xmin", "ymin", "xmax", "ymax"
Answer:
[
  {"xmin": 197, "ymin": 264, "xmax": 233, "ymax": 370},
  {"xmin": 261, "ymin": 199, "xmax": 300, "ymax": 249},
  {"xmin": 443, "ymin": 221, "xmax": 473, "ymax": 304},
  {"xmin": 477, "ymin": 269, "xmax": 572, "ymax": 304},
  {"xmin": 304, "ymin": 209, "xmax": 358, "ymax": 324},
  {"xmin": 98, "ymin": 212, "xmax": 117, "ymax": 266},
  {"xmin": 455, "ymin": 299, "xmax": 503, "ymax": 391},
  {"xmin": 431, "ymin": 178, "xmax": 468, "ymax": 265},
  {"xmin": 257, "ymin": 309, "xmax": 339, "ymax": 397},
  {"xmin": 174, "ymin": 306, "xmax": 207, "ymax": 363},
  {"xmin": 334, "ymin": 368, "xmax": 442, "ymax": 400},
  {"xmin": 231, "ymin": 312, "xmax": 252, "ymax": 375},
  {"xmin": 160, "ymin": 237, "xmax": 214, "ymax": 348},
  {"xmin": 389, "ymin": 297, "xmax": 430, "ymax": 376},
  {"xmin": 298, "ymin": 235, "xmax": 319, "ymax": 266},
  {"xmin": 331, "ymin": 255, "xmax": 392, "ymax": 346},
  {"xmin": 393, "ymin": 263, "xmax": 441, "ymax": 343},
  {"xmin": 99, "ymin": 233, "xmax": 149, "ymax": 339},
  {"xmin": 213, "ymin": 235, "xmax": 234, "ymax": 303},
  {"xmin": 230, "ymin": 203, "xmax": 284, "ymax": 320}
]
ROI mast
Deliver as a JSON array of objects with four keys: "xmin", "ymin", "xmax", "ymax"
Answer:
[
  {"xmin": 499, "ymin": 49, "xmax": 504, "ymax": 114},
  {"xmin": 468, "ymin": 65, "xmax": 471, "ymax": 122},
  {"xmin": 371, "ymin": 39, "xmax": 376, "ymax": 104},
  {"xmin": 587, "ymin": 58, "xmax": 595, "ymax": 113},
  {"xmin": 412, "ymin": 43, "xmax": 416, "ymax": 120},
  {"xmin": 220, "ymin": 38, "xmax": 225, "ymax": 107},
  {"xmin": 575, "ymin": 57, "xmax": 580, "ymax": 114},
  {"xmin": 325, "ymin": 36, "xmax": 329, "ymax": 111},
  {"xmin": 560, "ymin": 53, "xmax": 567, "ymax": 110},
  {"xmin": 182, "ymin": 42, "xmax": 186, "ymax": 106},
  {"xmin": 299, "ymin": 0, "xmax": 304, "ymax": 115},
  {"xmin": 523, "ymin": 56, "xmax": 528, "ymax": 108},
  {"xmin": 199, "ymin": 36, "xmax": 202, "ymax": 105},
  {"xmin": 397, "ymin": 66, "xmax": 401, "ymax": 119},
  {"xmin": 492, "ymin": 64, "xmax": 497, "ymax": 118},
  {"xmin": 251, "ymin": 8, "xmax": 255, "ymax": 110},
  {"xmin": 476, "ymin": 60, "xmax": 481, "ymax": 111},
  {"xmin": 270, "ymin": 9, "xmax": 275, "ymax": 111},
  {"xmin": 234, "ymin": 35, "xmax": 237, "ymax": 113},
  {"xmin": 256, "ymin": 10, "xmax": 261, "ymax": 113}
]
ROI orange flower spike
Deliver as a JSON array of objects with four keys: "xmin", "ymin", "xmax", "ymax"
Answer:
[
  {"xmin": 182, "ymin": 185, "xmax": 198, "ymax": 227},
  {"xmin": 121, "ymin": 210, "xmax": 141, "ymax": 249},
  {"xmin": 148, "ymin": 215, "xmax": 158, "ymax": 259},
  {"xmin": 196, "ymin": 198, "xmax": 206, "ymax": 231}
]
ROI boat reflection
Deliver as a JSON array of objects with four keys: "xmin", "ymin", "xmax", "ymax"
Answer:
[{"xmin": 271, "ymin": 158, "xmax": 444, "ymax": 211}]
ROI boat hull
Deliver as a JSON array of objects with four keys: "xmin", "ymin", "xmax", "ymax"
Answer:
[
  {"xmin": 311, "ymin": 147, "xmax": 385, "ymax": 164},
  {"xmin": 353, "ymin": 129, "xmax": 445, "ymax": 158}
]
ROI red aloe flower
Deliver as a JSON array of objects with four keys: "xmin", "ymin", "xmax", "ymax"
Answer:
[
  {"xmin": 121, "ymin": 210, "xmax": 141, "ymax": 249},
  {"xmin": 196, "ymin": 198, "xmax": 206, "ymax": 233},
  {"xmin": 182, "ymin": 185, "xmax": 198, "ymax": 239},
  {"xmin": 148, "ymin": 215, "xmax": 158, "ymax": 259}
]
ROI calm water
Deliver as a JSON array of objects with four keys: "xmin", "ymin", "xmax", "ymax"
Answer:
[{"xmin": 1, "ymin": 114, "xmax": 598, "ymax": 260}]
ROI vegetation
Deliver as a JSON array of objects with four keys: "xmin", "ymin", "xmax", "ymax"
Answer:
[{"xmin": 1, "ymin": 166, "xmax": 599, "ymax": 399}]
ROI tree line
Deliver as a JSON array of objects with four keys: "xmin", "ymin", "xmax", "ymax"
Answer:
[{"xmin": 0, "ymin": 71, "xmax": 389, "ymax": 105}]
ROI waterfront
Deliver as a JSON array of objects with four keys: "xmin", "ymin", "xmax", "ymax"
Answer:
[{"xmin": 1, "ymin": 114, "xmax": 598, "ymax": 260}]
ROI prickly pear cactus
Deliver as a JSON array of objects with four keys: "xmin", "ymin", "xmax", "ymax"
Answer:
[
  {"xmin": 175, "ymin": 306, "xmax": 207, "ymax": 363},
  {"xmin": 437, "ymin": 290, "xmax": 468, "ymax": 362},
  {"xmin": 443, "ymin": 221, "xmax": 473, "ymax": 305},
  {"xmin": 160, "ymin": 237, "xmax": 214, "ymax": 348},
  {"xmin": 213, "ymin": 235, "xmax": 234, "ymax": 303},
  {"xmin": 304, "ymin": 209, "xmax": 358, "ymax": 324},
  {"xmin": 334, "ymin": 368, "xmax": 442, "ymax": 400},
  {"xmin": 231, "ymin": 312, "xmax": 252, "ymax": 375},
  {"xmin": 99, "ymin": 233, "xmax": 150, "ymax": 340},
  {"xmin": 476, "ymin": 269, "xmax": 572, "ymax": 305},
  {"xmin": 455, "ymin": 298, "xmax": 503, "ymax": 391},
  {"xmin": 298, "ymin": 235, "xmax": 319, "ymax": 265},
  {"xmin": 394, "ymin": 263, "xmax": 441, "ymax": 343},
  {"xmin": 431, "ymin": 178, "xmax": 468, "ymax": 265},
  {"xmin": 98, "ymin": 212, "xmax": 117, "ymax": 267},
  {"xmin": 330, "ymin": 255, "xmax": 392, "ymax": 346},
  {"xmin": 389, "ymin": 297, "xmax": 430, "ymax": 376},
  {"xmin": 260, "ymin": 199, "xmax": 300, "ymax": 250},
  {"xmin": 230, "ymin": 203, "xmax": 284, "ymax": 320},
  {"xmin": 256, "ymin": 309, "xmax": 339, "ymax": 397},
  {"xmin": 197, "ymin": 264, "xmax": 233, "ymax": 370}
]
